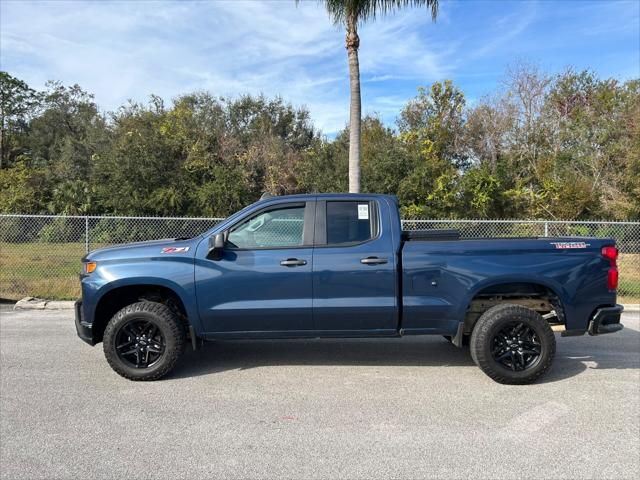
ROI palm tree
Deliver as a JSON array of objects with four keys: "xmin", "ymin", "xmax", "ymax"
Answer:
[{"xmin": 308, "ymin": 0, "xmax": 439, "ymax": 192}]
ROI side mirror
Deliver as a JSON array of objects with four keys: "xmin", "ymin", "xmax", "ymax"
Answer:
[{"xmin": 208, "ymin": 232, "xmax": 225, "ymax": 260}]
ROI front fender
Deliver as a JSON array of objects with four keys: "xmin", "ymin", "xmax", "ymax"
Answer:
[{"xmin": 80, "ymin": 257, "xmax": 202, "ymax": 334}]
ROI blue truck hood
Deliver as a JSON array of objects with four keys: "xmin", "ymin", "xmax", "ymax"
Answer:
[{"xmin": 84, "ymin": 238, "xmax": 199, "ymax": 262}]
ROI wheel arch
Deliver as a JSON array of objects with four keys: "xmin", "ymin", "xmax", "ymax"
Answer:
[
  {"xmin": 91, "ymin": 281, "xmax": 191, "ymax": 344},
  {"xmin": 461, "ymin": 277, "xmax": 567, "ymax": 334}
]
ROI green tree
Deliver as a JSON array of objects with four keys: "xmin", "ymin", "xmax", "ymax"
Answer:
[
  {"xmin": 25, "ymin": 81, "xmax": 109, "ymax": 214},
  {"xmin": 0, "ymin": 160, "xmax": 48, "ymax": 213},
  {"xmin": 459, "ymin": 165, "xmax": 501, "ymax": 218},
  {"xmin": 0, "ymin": 72, "xmax": 39, "ymax": 169},
  {"xmin": 544, "ymin": 71, "xmax": 640, "ymax": 219},
  {"xmin": 1, "ymin": 69, "xmax": 639, "ymax": 221},
  {"xmin": 28, "ymin": 81, "xmax": 107, "ymax": 175},
  {"xmin": 309, "ymin": 0, "xmax": 438, "ymax": 193},
  {"xmin": 93, "ymin": 92, "xmax": 318, "ymax": 216},
  {"xmin": 94, "ymin": 97, "xmax": 187, "ymax": 215},
  {"xmin": 397, "ymin": 81, "xmax": 467, "ymax": 217},
  {"xmin": 360, "ymin": 115, "xmax": 408, "ymax": 194},
  {"xmin": 298, "ymin": 135, "xmax": 348, "ymax": 193},
  {"xmin": 619, "ymin": 79, "xmax": 640, "ymax": 218}
]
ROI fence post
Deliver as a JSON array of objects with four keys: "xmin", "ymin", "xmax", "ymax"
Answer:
[
  {"xmin": 544, "ymin": 221, "xmax": 549, "ymax": 237},
  {"xmin": 85, "ymin": 216, "xmax": 89, "ymax": 253}
]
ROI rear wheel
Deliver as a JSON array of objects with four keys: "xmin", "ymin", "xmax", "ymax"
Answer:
[
  {"xmin": 470, "ymin": 304, "xmax": 555, "ymax": 385},
  {"xmin": 103, "ymin": 301, "xmax": 185, "ymax": 381}
]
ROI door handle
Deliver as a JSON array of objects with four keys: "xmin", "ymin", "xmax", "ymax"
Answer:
[
  {"xmin": 280, "ymin": 258, "xmax": 307, "ymax": 267},
  {"xmin": 360, "ymin": 257, "xmax": 388, "ymax": 265}
]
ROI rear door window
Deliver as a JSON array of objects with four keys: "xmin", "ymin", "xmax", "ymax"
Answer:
[{"xmin": 326, "ymin": 201, "xmax": 375, "ymax": 245}]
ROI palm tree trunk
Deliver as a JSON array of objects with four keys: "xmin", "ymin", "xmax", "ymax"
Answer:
[{"xmin": 346, "ymin": 16, "xmax": 361, "ymax": 193}]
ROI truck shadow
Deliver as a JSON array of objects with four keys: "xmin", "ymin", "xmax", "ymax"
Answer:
[
  {"xmin": 539, "ymin": 327, "xmax": 640, "ymax": 384},
  {"xmin": 171, "ymin": 326, "xmax": 639, "ymax": 383}
]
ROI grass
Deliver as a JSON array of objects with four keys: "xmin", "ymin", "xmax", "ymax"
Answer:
[
  {"xmin": 1, "ymin": 243, "xmax": 639, "ymax": 302},
  {"xmin": 0, "ymin": 242, "xmax": 84, "ymax": 300},
  {"xmin": 618, "ymin": 253, "xmax": 640, "ymax": 303}
]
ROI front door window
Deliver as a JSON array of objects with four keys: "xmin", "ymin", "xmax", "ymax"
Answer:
[{"xmin": 227, "ymin": 206, "xmax": 305, "ymax": 249}]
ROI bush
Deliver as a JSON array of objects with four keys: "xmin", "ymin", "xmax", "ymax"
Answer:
[
  {"xmin": 90, "ymin": 218, "xmax": 166, "ymax": 244},
  {"xmin": 0, "ymin": 216, "xmax": 49, "ymax": 243},
  {"xmin": 88, "ymin": 218, "xmax": 219, "ymax": 245},
  {"xmin": 39, "ymin": 217, "xmax": 85, "ymax": 243}
]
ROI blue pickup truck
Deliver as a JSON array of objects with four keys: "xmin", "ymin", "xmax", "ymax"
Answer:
[{"xmin": 75, "ymin": 194, "xmax": 624, "ymax": 384}]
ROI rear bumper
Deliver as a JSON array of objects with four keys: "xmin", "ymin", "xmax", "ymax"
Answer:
[
  {"xmin": 74, "ymin": 300, "xmax": 95, "ymax": 345},
  {"xmin": 588, "ymin": 304, "xmax": 624, "ymax": 336}
]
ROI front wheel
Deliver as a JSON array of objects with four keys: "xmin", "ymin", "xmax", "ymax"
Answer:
[
  {"xmin": 103, "ymin": 301, "xmax": 185, "ymax": 381},
  {"xmin": 470, "ymin": 304, "xmax": 555, "ymax": 385}
]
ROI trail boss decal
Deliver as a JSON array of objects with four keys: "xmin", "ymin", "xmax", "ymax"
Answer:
[
  {"xmin": 161, "ymin": 247, "xmax": 190, "ymax": 254},
  {"xmin": 550, "ymin": 242, "xmax": 590, "ymax": 249}
]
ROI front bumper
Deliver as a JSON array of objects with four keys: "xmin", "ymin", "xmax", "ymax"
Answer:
[
  {"xmin": 588, "ymin": 304, "xmax": 624, "ymax": 336},
  {"xmin": 74, "ymin": 300, "xmax": 95, "ymax": 345}
]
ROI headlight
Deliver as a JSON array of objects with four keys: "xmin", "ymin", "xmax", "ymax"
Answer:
[{"xmin": 85, "ymin": 262, "xmax": 97, "ymax": 274}]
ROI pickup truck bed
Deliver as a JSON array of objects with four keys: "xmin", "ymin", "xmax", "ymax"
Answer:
[
  {"xmin": 401, "ymin": 237, "xmax": 618, "ymax": 336},
  {"xmin": 402, "ymin": 229, "xmax": 461, "ymax": 241}
]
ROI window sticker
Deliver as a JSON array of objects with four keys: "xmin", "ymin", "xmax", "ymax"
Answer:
[{"xmin": 357, "ymin": 204, "xmax": 369, "ymax": 220}]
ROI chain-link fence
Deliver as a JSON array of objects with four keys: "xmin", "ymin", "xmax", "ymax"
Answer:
[
  {"xmin": 1, "ymin": 214, "xmax": 638, "ymax": 301},
  {"xmin": 0, "ymin": 215, "xmax": 223, "ymax": 301}
]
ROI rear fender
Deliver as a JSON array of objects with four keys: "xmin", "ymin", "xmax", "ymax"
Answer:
[{"xmin": 459, "ymin": 274, "xmax": 570, "ymax": 326}]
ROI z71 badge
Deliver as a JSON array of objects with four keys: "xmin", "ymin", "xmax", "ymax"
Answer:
[
  {"xmin": 161, "ymin": 247, "xmax": 190, "ymax": 254},
  {"xmin": 550, "ymin": 242, "xmax": 590, "ymax": 249}
]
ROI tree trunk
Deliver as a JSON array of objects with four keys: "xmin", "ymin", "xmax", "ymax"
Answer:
[{"xmin": 346, "ymin": 17, "xmax": 361, "ymax": 193}]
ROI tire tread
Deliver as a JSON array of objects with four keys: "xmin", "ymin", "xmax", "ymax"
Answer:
[
  {"xmin": 470, "ymin": 304, "xmax": 555, "ymax": 385},
  {"xmin": 103, "ymin": 301, "xmax": 185, "ymax": 381}
]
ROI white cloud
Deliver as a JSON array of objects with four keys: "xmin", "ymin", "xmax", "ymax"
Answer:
[
  {"xmin": 358, "ymin": 9, "xmax": 451, "ymax": 80},
  {"xmin": 10, "ymin": 0, "xmax": 633, "ymax": 135},
  {"xmin": 0, "ymin": 0, "xmax": 452, "ymax": 135}
]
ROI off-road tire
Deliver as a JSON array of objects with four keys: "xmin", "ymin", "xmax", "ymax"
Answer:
[
  {"xmin": 470, "ymin": 304, "xmax": 555, "ymax": 385},
  {"xmin": 103, "ymin": 301, "xmax": 185, "ymax": 381}
]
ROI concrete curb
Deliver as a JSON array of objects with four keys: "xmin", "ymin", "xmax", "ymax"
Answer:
[
  {"xmin": 13, "ymin": 297, "xmax": 75, "ymax": 311},
  {"xmin": 10, "ymin": 296, "xmax": 640, "ymax": 313}
]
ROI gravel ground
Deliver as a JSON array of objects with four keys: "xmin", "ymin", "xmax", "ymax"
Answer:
[{"xmin": 1, "ymin": 308, "xmax": 639, "ymax": 480}]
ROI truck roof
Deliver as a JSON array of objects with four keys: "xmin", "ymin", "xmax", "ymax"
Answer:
[{"xmin": 255, "ymin": 192, "xmax": 399, "ymax": 203}]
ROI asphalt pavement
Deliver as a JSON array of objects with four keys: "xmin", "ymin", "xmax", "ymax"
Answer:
[{"xmin": 1, "ymin": 308, "xmax": 639, "ymax": 479}]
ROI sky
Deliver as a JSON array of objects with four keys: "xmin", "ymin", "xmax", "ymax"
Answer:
[{"xmin": 1, "ymin": 0, "xmax": 639, "ymax": 136}]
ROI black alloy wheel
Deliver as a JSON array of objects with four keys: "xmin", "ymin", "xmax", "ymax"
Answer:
[
  {"xmin": 470, "ymin": 304, "xmax": 556, "ymax": 385},
  {"xmin": 115, "ymin": 319, "xmax": 166, "ymax": 369},
  {"xmin": 103, "ymin": 301, "xmax": 185, "ymax": 381},
  {"xmin": 490, "ymin": 321, "xmax": 542, "ymax": 372}
]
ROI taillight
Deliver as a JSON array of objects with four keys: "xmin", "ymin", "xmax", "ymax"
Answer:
[
  {"xmin": 601, "ymin": 246, "xmax": 618, "ymax": 290},
  {"xmin": 601, "ymin": 246, "xmax": 618, "ymax": 261},
  {"xmin": 607, "ymin": 268, "xmax": 619, "ymax": 290}
]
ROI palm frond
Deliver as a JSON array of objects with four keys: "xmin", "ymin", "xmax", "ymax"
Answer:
[
  {"xmin": 300, "ymin": 0, "xmax": 439, "ymax": 25},
  {"xmin": 359, "ymin": 0, "xmax": 439, "ymax": 22}
]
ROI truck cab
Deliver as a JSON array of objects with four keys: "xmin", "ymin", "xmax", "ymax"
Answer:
[{"xmin": 195, "ymin": 195, "xmax": 400, "ymax": 336}]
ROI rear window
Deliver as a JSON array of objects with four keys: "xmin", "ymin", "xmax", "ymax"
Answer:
[{"xmin": 326, "ymin": 201, "xmax": 374, "ymax": 245}]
